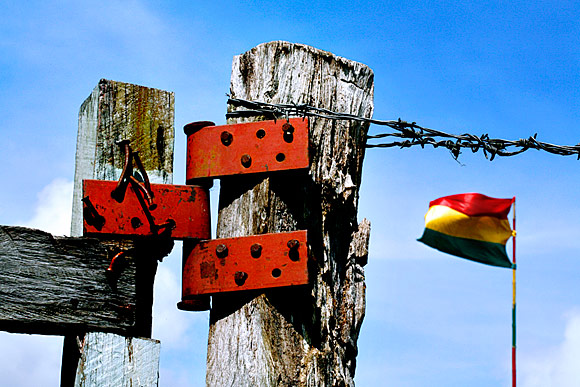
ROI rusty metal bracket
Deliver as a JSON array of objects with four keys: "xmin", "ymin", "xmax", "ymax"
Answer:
[
  {"xmin": 181, "ymin": 230, "xmax": 308, "ymax": 298},
  {"xmin": 81, "ymin": 124, "xmax": 312, "ymax": 310},
  {"xmin": 185, "ymin": 118, "xmax": 309, "ymax": 181},
  {"xmin": 83, "ymin": 180, "xmax": 211, "ymax": 239}
]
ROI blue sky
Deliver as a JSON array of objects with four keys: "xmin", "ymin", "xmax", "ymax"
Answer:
[{"xmin": 1, "ymin": 1, "xmax": 580, "ymax": 386}]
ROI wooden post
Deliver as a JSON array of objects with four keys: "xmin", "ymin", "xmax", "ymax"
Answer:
[
  {"xmin": 207, "ymin": 42, "xmax": 373, "ymax": 385},
  {"xmin": 62, "ymin": 79, "xmax": 174, "ymax": 386},
  {"xmin": 73, "ymin": 332, "xmax": 161, "ymax": 386}
]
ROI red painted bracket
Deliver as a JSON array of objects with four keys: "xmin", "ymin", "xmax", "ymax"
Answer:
[
  {"xmin": 185, "ymin": 118, "xmax": 309, "ymax": 181},
  {"xmin": 82, "ymin": 180, "xmax": 211, "ymax": 239},
  {"xmin": 182, "ymin": 230, "xmax": 308, "ymax": 296}
]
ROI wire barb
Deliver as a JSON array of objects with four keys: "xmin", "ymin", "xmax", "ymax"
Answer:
[{"xmin": 226, "ymin": 97, "xmax": 580, "ymax": 161}]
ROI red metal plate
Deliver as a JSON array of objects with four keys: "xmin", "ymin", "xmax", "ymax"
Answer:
[
  {"xmin": 82, "ymin": 180, "xmax": 211, "ymax": 239},
  {"xmin": 185, "ymin": 118, "xmax": 309, "ymax": 181},
  {"xmin": 182, "ymin": 230, "xmax": 308, "ymax": 295}
]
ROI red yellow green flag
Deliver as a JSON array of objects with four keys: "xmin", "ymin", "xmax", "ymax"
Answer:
[{"xmin": 418, "ymin": 193, "xmax": 515, "ymax": 268}]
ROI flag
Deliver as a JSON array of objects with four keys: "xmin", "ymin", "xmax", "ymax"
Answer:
[{"xmin": 418, "ymin": 193, "xmax": 515, "ymax": 268}]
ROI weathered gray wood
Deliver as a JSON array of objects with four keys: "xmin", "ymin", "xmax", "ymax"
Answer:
[
  {"xmin": 64, "ymin": 79, "xmax": 175, "ymax": 386},
  {"xmin": 0, "ymin": 225, "xmax": 137, "ymax": 335},
  {"xmin": 207, "ymin": 42, "xmax": 373, "ymax": 386},
  {"xmin": 74, "ymin": 332, "xmax": 160, "ymax": 387},
  {"xmin": 71, "ymin": 79, "xmax": 175, "ymax": 236}
]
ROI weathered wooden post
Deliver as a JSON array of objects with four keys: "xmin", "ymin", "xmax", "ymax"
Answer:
[
  {"xmin": 64, "ymin": 79, "xmax": 174, "ymax": 386},
  {"xmin": 206, "ymin": 42, "xmax": 373, "ymax": 385}
]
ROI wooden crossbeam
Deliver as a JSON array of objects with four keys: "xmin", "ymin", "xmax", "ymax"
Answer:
[{"xmin": 0, "ymin": 225, "xmax": 139, "ymax": 336}]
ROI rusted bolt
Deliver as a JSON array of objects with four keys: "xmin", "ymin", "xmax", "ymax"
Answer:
[
  {"xmin": 127, "ymin": 175, "xmax": 156, "ymax": 210},
  {"xmin": 131, "ymin": 152, "xmax": 155, "ymax": 209},
  {"xmin": 241, "ymin": 154, "xmax": 252, "ymax": 168},
  {"xmin": 107, "ymin": 251, "xmax": 126, "ymax": 273},
  {"xmin": 221, "ymin": 131, "xmax": 233, "ymax": 146},
  {"xmin": 105, "ymin": 251, "xmax": 128, "ymax": 289},
  {"xmin": 287, "ymin": 239, "xmax": 300, "ymax": 250},
  {"xmin": 282, "ymin": 122, "xmax": 295, "ymax": 134},
  {"xmin": 250, "ymin": 243, "xmax": 262, "ymax": 258},
  {"xmin": 216, "ymin": 244, "xmax": 228, "ymax": 258},
  {"xmin": 234, "ymin": 271, "xmax": 248, "ymax": 286}
]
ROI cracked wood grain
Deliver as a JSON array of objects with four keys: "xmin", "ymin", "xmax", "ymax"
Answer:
[
  {"xmin": 0, "ymin": 225, "xmax": 137, "ymax": 335},
  {"xmin": 74, "ymin": 332, "xmax": 160, "ymax": 387},
  {"xmin": 207, "ymin": 41, "xmax": 373, "ymax": 387}
]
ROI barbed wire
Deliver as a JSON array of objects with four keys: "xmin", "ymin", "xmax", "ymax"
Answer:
[{"xmin": 227, "ymin": 97, "xmax": 580, "ymax": 161}]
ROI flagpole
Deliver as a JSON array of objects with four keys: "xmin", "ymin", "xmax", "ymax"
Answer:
[{"xmin": 512, "ymin": 198, "xmax": 517, "ymax": 387}]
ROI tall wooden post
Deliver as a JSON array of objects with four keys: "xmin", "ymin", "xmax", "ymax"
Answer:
[
  {"xmin": 207, "ymin": 42, "xmax": 373, "ymax": 385},
  {"xmin": 63, "ymin": 79, "xmax": 174, "ymax": 386}
]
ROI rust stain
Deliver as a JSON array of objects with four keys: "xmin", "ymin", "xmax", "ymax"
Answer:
[
  {"xmin": 96, "ymin": 80, "xmax": 174, "ymax": 176},
  {"xmin": 188, "ymin": 188, "xmax": 197, "ymax": 202},
  {"xmin": 200, "ymin": 261, "xmax": 217, "ymax": 280},
  {"xmin": 127, "ymin": 336, "xmax": 134, "ymax": 363}
]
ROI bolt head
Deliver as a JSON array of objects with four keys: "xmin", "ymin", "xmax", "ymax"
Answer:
[
  {"xmin": 234, "ymin": 271, "xmax": 248, "ymax": 286},
  {"xmin": 287, "ymin": 239, "xmax": 300, "ymax": 250},
  {"xmin": 221, "ymin": 131, "xmax": 233, "ymax": 146},
  {"xmin": 250, "ymin": 243, "xmax": 262, "ymax": 258},
  {"xmin": 282, "ymin": 122, "xmax": 295, "ymax": 134},
  {"xmin": 216, "ymin": 244, "xmax": 228, "ymax": 258},
  {"xmin": 241, "ymin": 154, "xmax": 252, "ymax": 168}
]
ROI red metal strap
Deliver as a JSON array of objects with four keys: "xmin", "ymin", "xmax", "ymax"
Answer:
[
  {"xmin": 185, "ymin": 118, "xmax": 309, "ymax": 181},
  {"xmin": 182, "ymin": 230, "xmax": 308, "ymax": 296},
  {"xmin": 83, "ymin": 180, "xmax": 211, "ymax": 239}
]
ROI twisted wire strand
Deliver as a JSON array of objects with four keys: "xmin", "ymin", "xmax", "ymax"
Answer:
[{"xmin": 226, "ymin": 98, "xmax": 580, "ymax": 161}]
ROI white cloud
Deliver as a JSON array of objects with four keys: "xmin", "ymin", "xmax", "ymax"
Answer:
[
  {"xmin": 19, "ymin": 178, "xmax": 73, "ymax": 236},
  {"xmin": 521, "ymin": 310, "xmax": 580, "ymax": 387}
]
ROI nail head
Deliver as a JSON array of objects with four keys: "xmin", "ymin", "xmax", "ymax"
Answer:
[{"xmin": 216, "ymin": 244, "xmax": 228, "ymax": 258}]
